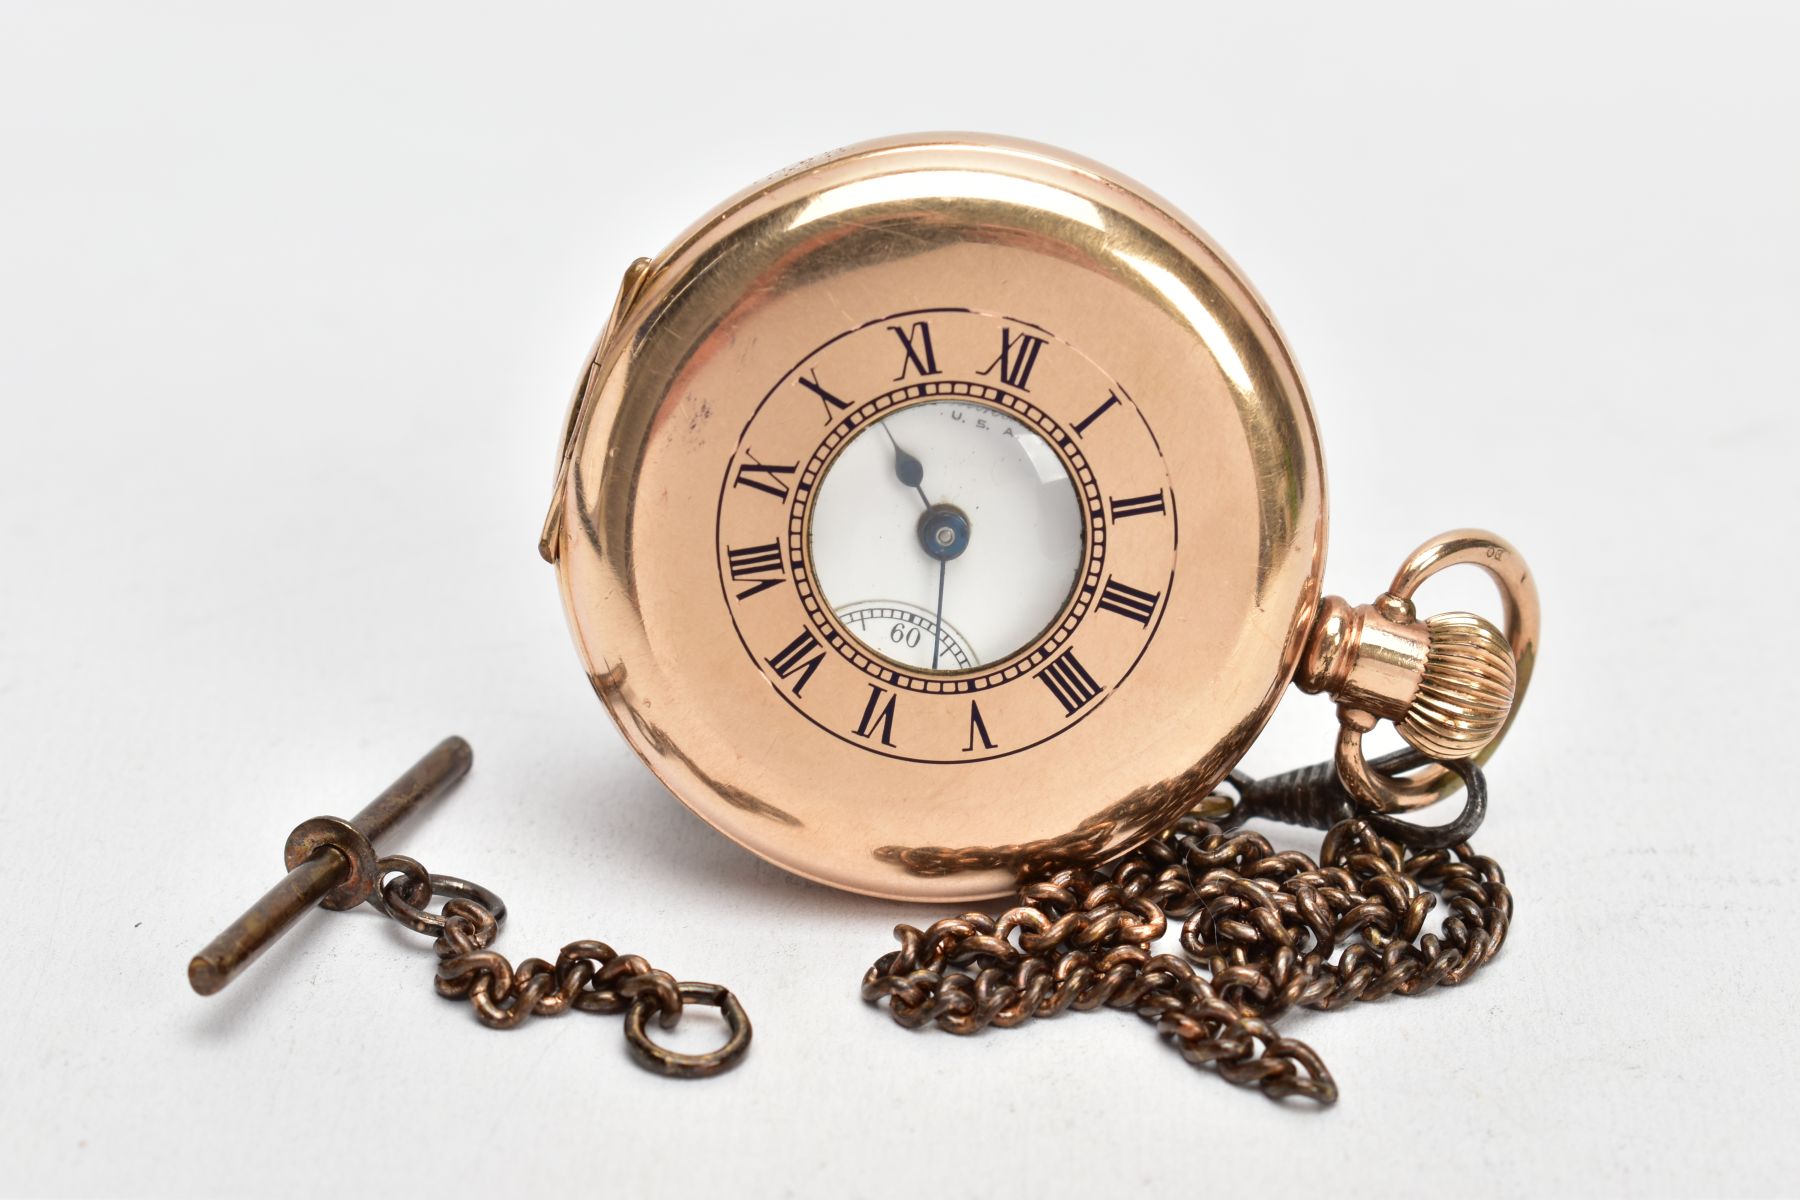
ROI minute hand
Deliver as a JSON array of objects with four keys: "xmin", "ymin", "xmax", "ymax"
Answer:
[{"xmin": 930, "ymin": 558, "xmax": 947, "ymax": 670}]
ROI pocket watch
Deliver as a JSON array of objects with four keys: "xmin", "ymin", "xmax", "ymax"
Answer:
[{"xmin": 538, "ymin": 134, "xmax": 1538, "ymax": 902}]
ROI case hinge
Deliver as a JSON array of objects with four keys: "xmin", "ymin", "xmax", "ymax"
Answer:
[{"xmin": 538, "ymin": 256, "xmax": 655, "ymax": 563}]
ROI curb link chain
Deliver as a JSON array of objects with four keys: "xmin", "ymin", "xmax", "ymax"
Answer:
[
  {"xmin": 369, "ymin": 854, "xmax": 752, "ymax": 1079},
  {"xmin": 860, "ymin": 774, "xmax": 1511, "ymax": 1104}
]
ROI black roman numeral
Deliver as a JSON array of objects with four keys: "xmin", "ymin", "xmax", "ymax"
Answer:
[
  {"xmin": 765, "ymin": 630, "xmax": 825, "ymax": 696},
  {"xmin": 888, "ymin": 321, "xmax": 940, "ymax": 380},
  {"xmin": 979, "ymin": 328, "xmax": 1047, "ymax": 391},
  {"xmin": 1109, "ymin": 491, "xmax": 1166, "ymax": 520},
  {"xmin": 1073, "ymin": 393, "xmax": 1121, "ymax": 436},
  {"xmin": 734, "ymin": 453, "xmax": 797, "ymax": 500},
  {"xmin": 1096, "ymin": 577, "xmax": 1160, "ymax": 626},
  {"xmin": 853, "ymin": 683, "xmax": 898, "ymax": 746},
  {"xmin": 726, "ymin": 542, "xmax": 785, "ymax": 600},
  {"xmin": 1037, "ymin": 649, "xmax": 1102, "ymax": 717},
  {"xmin": 797, "ymin": 370, "xmax": 847, "ymax": 423},
  {"xmin": 964, "ymin": 700, "xmax": 996, "ymax": 753}
]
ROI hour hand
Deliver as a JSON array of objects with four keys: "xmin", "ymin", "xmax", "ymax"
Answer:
[
  {"xmin": 894, "ymin": 444, "xmax": 924, "ymax": 489},
  {"xmin": 881, "ymin": 424, "xmax": 930, "ymax": 507}
]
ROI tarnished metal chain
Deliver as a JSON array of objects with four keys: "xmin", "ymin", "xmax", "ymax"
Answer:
[
  {"xmin": 861, "ymin": 760, "xmax": 1510, "ymax": 1104},
  {"xmin": 370, "ymin": 854, "xmax": 752, "ymax": 1078}
]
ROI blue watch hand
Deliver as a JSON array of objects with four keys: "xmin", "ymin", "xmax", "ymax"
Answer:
[
  {"xmin": 881, "ymin": 422, "xmax": 930, "ymax": 509},
  {"xmin": 930, "ymin": 557, "xmax": 947, "ymax": 670}
]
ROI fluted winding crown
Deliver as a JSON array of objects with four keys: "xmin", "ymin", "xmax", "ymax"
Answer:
[{"xmin": 1397, "ymin": 611, "xmax": 1517, "ymax": 760}]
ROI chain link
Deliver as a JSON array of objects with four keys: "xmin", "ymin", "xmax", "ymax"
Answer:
[
  {"xmin": 860, "ymin": 783, "xmax": 1510, "ymax": 1104},
  {"xmin": 369, "ymin": 854, "xmax": 751, "ymax": 1077}
]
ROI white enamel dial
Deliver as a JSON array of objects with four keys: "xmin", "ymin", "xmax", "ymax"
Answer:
[{"xmin": 808, "ymin": 399, "xmax": 1085, "ymax": 672}]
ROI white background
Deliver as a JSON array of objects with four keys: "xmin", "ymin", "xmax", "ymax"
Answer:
[{"xmin": 2, "ymin": 3, "xmax": 1796, "ymax": 1196}]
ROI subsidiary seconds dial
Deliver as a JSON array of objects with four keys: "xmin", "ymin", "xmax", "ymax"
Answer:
[
  {"xmin": 716, "ymin": 309, "xmax": 1176, "ymax": 764},
  {"xmin": 835, "ymin": 601, "xmax": 978, "ymax": 673}
]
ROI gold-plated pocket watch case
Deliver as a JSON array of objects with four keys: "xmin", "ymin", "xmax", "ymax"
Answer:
[{"xmin": 542, "ymin": 134, "xmax": 1430, "ymax": 901}]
